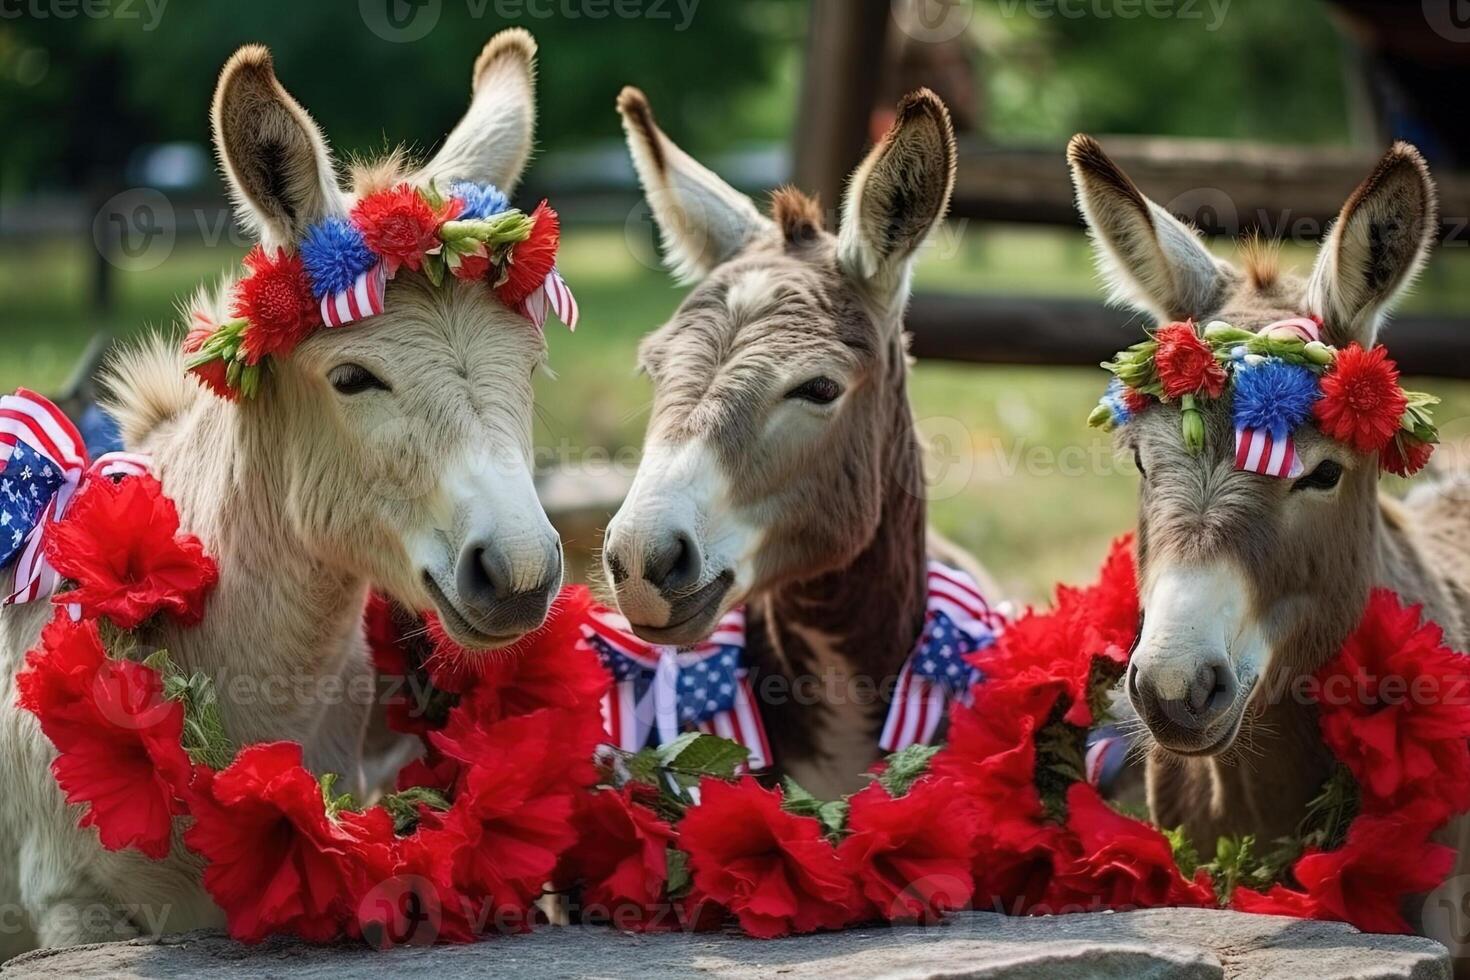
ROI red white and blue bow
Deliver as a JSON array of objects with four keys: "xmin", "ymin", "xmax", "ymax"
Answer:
[
  {"xmin": 0, "ymin": 390, "xmax": 149, "ymax": 605},
  {"xmin": 1232, "ymin": 317, "xmax": 1321, "ymax": 479},
  {"xmin": 580, "ymin": 606, "xmax": 771, "ymax": 771},
  {"xmin": 879, "ymin": 561, "xmax": 1005, "ymax": 752},
  {"xmin": 519, "ymin": 267, "xmax": 579, "ymax": 332}
]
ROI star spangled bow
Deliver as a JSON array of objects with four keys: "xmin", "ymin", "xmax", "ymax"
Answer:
[
  {"xmin": 579, "ymin": 606, "xmax": 771, "ymax": 771},
  {"xmin": 880, "ymin": 561, "xmax": 1005, "ymax": 753},
  {"xmin": 0, "ymin": 390, "xmax": 150, "ymax": 605}
]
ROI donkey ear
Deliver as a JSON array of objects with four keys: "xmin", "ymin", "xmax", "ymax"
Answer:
[
  {"xmin": 211, "ymin": 45, "xmax": 344, "ymax": 251},
  {"xmin": 617, "ymin": 86, "xmax": 772, "ymax": 283},
  {"xmin": 1306, "ymin": 142, "xmax": 1438, "ymax": 348},
  {"xmin": 416, "ymin": 29, "xmax": 537, "ymax": 195},
  {"xmin": 1067, "ymin": 134, "xmax": 1230, "ymax": 322},
  {"xmin": 837, "ymin": 89, "xmax": 957, "ymax": 306}
]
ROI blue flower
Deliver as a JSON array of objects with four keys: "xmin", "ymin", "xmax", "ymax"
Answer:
[
  {"xmin": 1232, "ymin": 358, "xmax": 1320, "ymax": 438},
  {"xmin": 1101, "ymin": 378, "xmax": 1136, "ymax": 427},
  {"xmin": 449, "ymin": 180, "xmax": 509, "ymax": 220},
  {"xmin": 300, "ymin": 217, "xmax": 378, "ymax": 298}
]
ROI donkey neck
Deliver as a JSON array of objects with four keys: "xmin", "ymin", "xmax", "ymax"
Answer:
[
  {"xmin": 149, "ymin": 399, "xmax": 367, "ymax": 747},
  {"xmin": 747, "ymin": 350, "xmax": 929, "ymax": 793}
]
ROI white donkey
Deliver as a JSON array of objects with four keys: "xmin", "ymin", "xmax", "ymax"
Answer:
[{"xmin": 0, "ymin": 30, "xmax": 561, "ymax": 956}]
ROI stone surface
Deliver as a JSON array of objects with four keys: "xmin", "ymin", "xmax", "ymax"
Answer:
[{"xmin": 1, "ymin": 909, "xmax": 1451, "ymax": 980}]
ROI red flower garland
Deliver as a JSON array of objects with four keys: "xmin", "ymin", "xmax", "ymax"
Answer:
[
  {"xmin": 1154, "ymin": 321, "xmax": 1227, "ymax": 400},
  {"xmin": 1314, "ymin": 343, "xmax": 1408, "ymax": 455},
  {"xmin": 495, "ymin": 201, "xmax": 560, "ymax": 306}
]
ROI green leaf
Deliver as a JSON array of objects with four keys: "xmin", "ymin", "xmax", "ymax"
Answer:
[
  {"xmin": 659, "ymin": 733, "xmax": 749, "ymax": 779},
  {"xmin": 381, "ymin": 786, "xmax": 451, "ymax": 835},
  {"xmin": 622, "ymin": 747, "xmax": 665, "ymax": 787},
  {"xmin": 665, "ymin": 847, "xmax": 691, "ymax": 898},
  {"xmin": 876, "ymin": 743, "xmax": 941, "ymax": 798}
]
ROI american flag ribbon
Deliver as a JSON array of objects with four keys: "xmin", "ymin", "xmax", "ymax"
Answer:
[
  {"xmin": 320, "ymin": 263, "xmax": 387, "ymax": 328},
  {"xmin": 1234, "ymin": 427, "xmax": 1305, "ymax": 479},
  {"xmin": 579, "ymin": 605, "xmax": 771, "ymax": 771},
  {"xmin": 879, "ymin": 562, "xmax": 1006, "ymax": 753},
  {"xmin": 519, "ymin": 267, "xmax": 579, "ymax": 332},
  {"xmin": 1, "ymin": 390, "xmax": 150, "ymax": 606}
]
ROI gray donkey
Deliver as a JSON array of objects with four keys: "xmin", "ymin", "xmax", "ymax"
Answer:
[
  {"xmin": 601, "ymin": 87, "xmax": 997, "ymax": 800},
  {"xmin": 1069, "ymin": 134, "xmax": 1470, "ymax": 961}
]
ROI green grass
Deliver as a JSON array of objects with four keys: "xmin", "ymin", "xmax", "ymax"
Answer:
[{"xmin": 6, "ymin": 228, "xmax": 1470, "ymax": 600}]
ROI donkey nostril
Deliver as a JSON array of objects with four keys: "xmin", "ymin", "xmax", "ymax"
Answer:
[
  {"xmin": 457, "ymin": 542, "xmax": 512, "ymax": 606},
  {"xmin": 644, "ymin": 531, "xmax": 700, "ymax": 592}
]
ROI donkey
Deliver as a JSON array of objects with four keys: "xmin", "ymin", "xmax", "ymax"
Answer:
[
  {"xmin": 0, "ymin": 30, "xmax": 561, "ymax": 955},
  {"xmin": 600, "ymin": 87, "xmax": 997, "ymax": 801},
  {"xmin": 1068, "ymin": 135, "xmax": 1470, "ymax": 952}
]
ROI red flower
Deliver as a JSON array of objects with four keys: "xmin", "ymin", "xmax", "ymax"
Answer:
[
  {"xmin": 1154, "ymin": 321, "xmax": 1227, "ymax": 400},
  {"xmin": 973, "ymin": 817, "xmax": 1071, "ymax": 916},
  {"xmin": 1122, "ymin": 386, "xmax": 1152, "ymax": 415},
  {"xmin": 495, "ymin": 201, "xmax": 560, "ymax": 306},
  {"xmin": 185, "ymin": 742, "xmax": 393, "ymax": 943},
  {"xmin": 1314, "ymin": 343, "xmax": 1408, "ymax": 454},
  {"xmin": 232, "ymin": 246, "xmax": 321, "ymax": 364},
  {"xmin": 1051, "ymin": 783, "xmax": 1214, "ymax": 911},
  {"xmin": 450, "ymin": 250, "xmax": 492, "ymax": 283},
  {"xmin": 1315, "ymin": 589, "xmax": 1470, "ymax": 818},
  {"xmin": 182, "ymin": 317, "xmax": 236, "ymax": 401},
  {"xmin": 1230, "ymin": 882, "xmax": 1322, "ymax": 919},
  {"xmin": 425, "ymin": 707, "xmax": 600, "ymax": 928},
  {"xmin": 932, "ymin": 674, "xmax": 1058, "ymax": 821},
  {"xmin": 1290, "ymin": 813, "xmax": 1456, "ymax": 934},
  {"xmin": 836, "ymin": 778, "xmax": 977, "ymax": 923},
  {"xmin": 46, "ymin": 474, "xmax": 218, "ymax": 630},
  {"xmin": 352, "ymin": 183, "xmax": 460, "ymax": 277},
  {"xmin": 17, "ymin": 617, "xmax": 193, "ymax": 859},
  {"xmin": 557, "ymin": 785, "xmax": 679, "ymax": 930},
  {"xmin": 678, "ymin": 776, "xmax": 861, "ymax": 937},
  {"xmin": 1381, "ymin": 433, "xmax": 1435, "ymax": 478}
]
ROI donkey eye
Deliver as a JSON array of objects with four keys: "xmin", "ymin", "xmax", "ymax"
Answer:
[
  {"xmin": 786, "ymin": 377, "xmax": 843, "ymax": 405},
  {"xmin": 329, "ymin": 364, "xmax": 390, "ymax": 396},
  {"xmin": 1292, "ymin": 460, "xmax": 1343, "ymax": 492}
]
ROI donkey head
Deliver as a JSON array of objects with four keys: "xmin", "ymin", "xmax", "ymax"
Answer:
[
  {"xmin": 1069, "ymin": 136, "xmax": 1438, "ymax": 754},
  {"xmin": 208, "ymin": 32, "xmax": 560, "ymax": 649},
  {"xmin": 601, "ymin": 88, "xmax": 956, "ymax": 646}
]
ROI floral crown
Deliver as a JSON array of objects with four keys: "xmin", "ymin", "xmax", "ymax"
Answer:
[
  {"xmin": 184, "ymin": 180, "xmax": 579, "ymax": 399},
  {"xmin": 1089, "ymin": 317, "xmax": 1439, "ymax": 478}
]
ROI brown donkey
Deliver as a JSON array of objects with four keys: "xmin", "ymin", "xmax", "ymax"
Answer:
[
  {"xmin": 1069, "ymin": 135, "xmax": 1470, "ymax": 955},
  {"xmin": 601, "ymin": 87, "xmax": 996, "ymax": 800}
]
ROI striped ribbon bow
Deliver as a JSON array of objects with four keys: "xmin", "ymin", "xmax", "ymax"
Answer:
[
  {"xmin": 0, "ymin": 390, "xmax": 150, "ymax": 605},
  {"xmin": 1233, "ymin": 316, "xmax": 1321, "ymax": 479},
  {"xmin": 879, "ymin": 561, "xmax": 1006, "ymax": 753},
  {"xmin": 580, "ymin": 606, "xmax": 771, "ymax": 771}
]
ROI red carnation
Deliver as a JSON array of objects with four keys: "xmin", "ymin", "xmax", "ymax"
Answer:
[
  {"xmin": 556, "ymin": 785, "xmax": 679, "ymax": 930},
  {"xmin": 45, "ymin": 474, "xmax": 218, "ymax": 630},
  {"xmin": 17, "ymin": 617, "xmax": 193, "ymax": 859},
  {"xmin": 232, "ymin": 246, "xmax": 321, "ymax": 365},
  {"xmin": 1122, "ymin": 386, "xmax": 1152, "ymax": 415},
  {"xmin": 1290, "ymin": 813, "xmax": 1456, "ymax": 934},
  {"xmin": 495, "ymin": 201, "xmax": 560, "ymax": 307},
  {"xmin": 182, "ymin": 317, "xmax": 236, "ymax": 401},
  {"xmin": 1051, "ymin": 783, "xmax": 1214, "ymax": 911},
  {"xmin": 836, "ymin": 778, "xmax": 978, "ymax": 923},
  {"xmin": 932, "ymin": 674, "xmax": 1058, "ymax": 822},
  {"xmin": 1231, "ymin": 882, "xmax": 1323, "ymax": 919},
  {"xmin": 185, "ymin": 742, "xmax": 394, "ymax": 944},
  {"xmin": 1316, "ymin": 589, "xmax": 1470, "ymax": 818},
  {"xmin": 450, "ymin": 250, "xmax": 492, "ymax": 283},
  {"xmin": 1154, "ymin": 321, "xmax": 1227, "ymax": 400},
  {"xmin": 678, "ymin": 776, "xmax": 861, "ymax": 937},
  {"xmin": 1314, "ymin": 343, "xmax": 1408, "ymax": 454},
  {"xmin": 973, "ymin": 817, "xmax": 1071, "ymax": 916},
  {"xmin": 352, "ymin": 183, "xmax": 460, "ymax": 278},
  {"xmin": 1381, "ymin": 433, "xmax": 1435, "ymax": 478},
  {"xmin": 425, "ymin": 707, "xmax": 599, "ymax": 929}
]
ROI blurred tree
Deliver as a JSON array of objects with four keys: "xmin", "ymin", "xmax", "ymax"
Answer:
[{"xmin": 0, "ymin": 0, "xmax": 803, "ymax": 193}]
